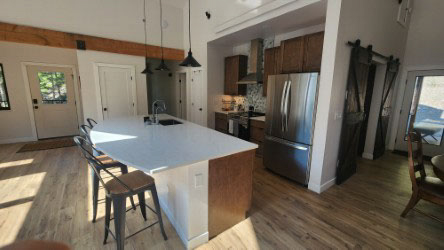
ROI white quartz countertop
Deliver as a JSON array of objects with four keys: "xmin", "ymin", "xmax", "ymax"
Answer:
[
  {"xmin": 250, "ymin": 116, "xmax": 265, "ymax": 122},
  {"xmin": 90, "ymin": 114, "xmax": 257, "ymax": 173}
]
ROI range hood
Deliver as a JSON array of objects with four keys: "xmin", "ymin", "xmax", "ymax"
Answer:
[{"xmin": 237, "ymin": 38, "xmax": 263, "ymax": 84}]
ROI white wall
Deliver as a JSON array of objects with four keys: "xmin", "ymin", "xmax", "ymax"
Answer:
[
  {"xmin": 0, "ymin": 42, "xmax": 79, "ymax": 143},
  {"xmin": 388, "ymin": 0, "xmax": 444, "ymax": 149},
  {"xmin": 77, "ymin": 50, "xmax": 148, "ymax": 123},
  {"xmin": 309, "ymin": 0, "xmax": 409, "ymax": 192},
  {"xmin": 0, "ymin": 0, "xmax": 184, "ymax": 49}
]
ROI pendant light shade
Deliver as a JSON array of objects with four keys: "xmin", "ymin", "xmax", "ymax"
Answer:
[
  {"xmin": 180, "ymin": 0, "xmax": 201, "ymax": 67},
  {"xmin": 155, "ymin": 58, "xmax": 170, "ymax": 71},
  {"xmin": 156, "ymin": 0, "xmax": 170, "ymax": 71},
  {"xmin": 142, "ymin": 59, "xmax": 153, "ymax": 74},
  {"xmin": 180, "ymin": 50, "xmax": 201, "ymax": 67},
  {"xmin": 141, "ymin": 0, "xmax": 153, "ymax": 74}
]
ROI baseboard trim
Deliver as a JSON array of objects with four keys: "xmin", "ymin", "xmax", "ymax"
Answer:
[
  {"xmin": 0, "ymin": 136, "xmax": 37, "ymax": 144},
  {"xmin": 159, "ymin": 199, "xmax": 209, "ymax": 249},
  {"xmin": 308, "ymin": 177, "xmax": 336, "ymax": 194},
  {"xmin": 362, "ymin": 152, "xmax": 373, "ymax": 160}
]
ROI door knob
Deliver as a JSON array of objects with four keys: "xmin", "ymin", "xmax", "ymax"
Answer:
[
  {"xmin": 199, "ymin": 108, "xmax": 203, "ymax": 111},
  {"xmin": 103, "ymin": 108, "xmax": 107, "ymax": 111},
  {"xmin": 34, "ymin": 106, "xmax": 38, "ymax": 109}
]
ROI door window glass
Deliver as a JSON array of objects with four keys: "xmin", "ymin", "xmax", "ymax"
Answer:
[
  {"xmin": 405, "ymin": 75, "xmax": 444, "ymax": 145},
  {"xmin": 0, "ymin": 64, "xmax": 11, "ymax": 110},
  {"xmin": 38, "ymin": 72, "xmax": 67, "ymax": 104}
]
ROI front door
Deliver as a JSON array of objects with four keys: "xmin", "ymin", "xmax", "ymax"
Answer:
[
  {"xmin": 395, "ymin": 70, "xmax": 444, "ymax": 156},
  {"xmin": 27, "ymin": 65, "xmax": 78, "ymax": 139},
  {"xmin": 98, "ymin": 65, "xmax": 136, "ymax": 120}
]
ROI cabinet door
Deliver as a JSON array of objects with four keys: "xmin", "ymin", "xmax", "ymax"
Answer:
[
  {"xmin": 263, "ymin": 47, "xmax": 282, "ymax": 96},
  {"xmin": 224, "ymin": 56, "xmax": 237, "ymax": 95},
  {"xmin": 263, "ymin": 48, "xmax": 276, "ymax": 96},
  {"xmin": 224, "ymin": 55, "xmax": 247, "ymax": 96},
  {"xmin": 280, "ymin": 37, "xmax": 304, "ymax": 74},
  {"xmin": 303, "ymin": 32, "xmax": 324, "ymax": 72}
]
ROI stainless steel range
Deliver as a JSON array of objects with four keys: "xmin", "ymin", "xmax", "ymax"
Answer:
[{"xmin": 228, "ymin": 111, "xmax": 265, "ymax": 140}]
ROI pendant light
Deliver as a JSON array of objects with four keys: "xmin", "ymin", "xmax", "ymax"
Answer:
[
  {"xmin": 155, "ymin": 0, "xmax": 170, "ymax": 71},
  {"xmin": 180, "ymin": 0, "xmax": 201, "ymax": 67},
  {"xmin": 141, "ymin": 0, "xmax": 153, "ymax": 74}
]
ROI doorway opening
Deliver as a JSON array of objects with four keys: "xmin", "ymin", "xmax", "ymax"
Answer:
[
  {"xmin": 176, "ymin": 72, "xmax": 187, "ymax": 120},
  {"xmin": 395, "ymin": 70, "xmax": 444, "ymax": 156},
  {"xmin": 358, "ymin": 63, "xmax": 377, "ymax": 156}
]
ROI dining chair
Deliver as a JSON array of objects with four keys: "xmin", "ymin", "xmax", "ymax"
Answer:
[
  {"xmin": 401, "ymin": 130, "xmax": 444, "ymax": 217},
  {"xmin": 79, "ymin": 137, "xmax": 167, "ymax": 250},
  {"xmin": 87, "ymin": 118, "xmax": 98, "ymax": 128},
  {"xmin": 74, "ymin": 135, "xmax": 136, "ymax": 223}
]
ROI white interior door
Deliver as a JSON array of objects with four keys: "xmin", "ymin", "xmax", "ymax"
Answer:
[
  {"xmin": 190, "ymin": 69, "xmax": 204, "ymax": 126},
  {"xmin": 27, "ymin": 65, "xmax": 78, "ymax": 139},
  {"xmin": 176, "ymin": 72, "xmax": 187, "ymax": 120},
  {"xmin": 98, "ymin": 65, "xmax": 136, "ymax": 120},
  {"xmin": 395, "ymin": 70, "xmax": 444, "ymax": 156}
]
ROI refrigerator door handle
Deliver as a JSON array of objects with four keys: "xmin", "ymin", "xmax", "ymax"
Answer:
[
  {"xmin": 280, "ymin": 80, "xmax": 288, "ymax": 132},
  {"xmin": 265, "ymin": 135, "xmax": 308, "ymax": 150},
  {"xmin": 284, "ymin": 80, "xmax": 291, "ymax": 131}
]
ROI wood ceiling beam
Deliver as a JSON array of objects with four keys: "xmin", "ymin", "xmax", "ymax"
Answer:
[{"xmin": 0, "ymin": 22, "xmax": 184, "ymax": 61}]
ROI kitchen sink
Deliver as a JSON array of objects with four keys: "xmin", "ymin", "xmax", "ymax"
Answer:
[{"xmin": 158, "ymin": 119, "xmax": 183, "ymax": 126}]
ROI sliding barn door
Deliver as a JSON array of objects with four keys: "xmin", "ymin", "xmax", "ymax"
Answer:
[
  {"xmin": 336, "ymin": 44, "xmax": 373, "ymax": 184},
  {"xmin": 373, "ymin": 59, "xmax": 400, "ymax": 159}
]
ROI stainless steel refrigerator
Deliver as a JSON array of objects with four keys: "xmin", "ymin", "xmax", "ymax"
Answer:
[{"xmin": 263, "ymin": 73, "xmax": 319, "ymax": 185}]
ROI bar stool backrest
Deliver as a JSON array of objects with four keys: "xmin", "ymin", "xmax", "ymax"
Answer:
[
  {"xmin": 73, "ymin": 136, "xmax": 135, "ymax": 196},
  {"xmin": 87, "ymin": 118, "xmax": 98, "ymax": 128},
  {"xmin": 407, "ymin": 130, "xmax": 426, "ymax": 190}
]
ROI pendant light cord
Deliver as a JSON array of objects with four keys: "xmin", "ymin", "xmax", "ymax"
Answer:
[
  {"xmin": 160, "ymin": 0, "xmax": 164, "ymax": 60},
  {"xmin": 143, "ymin": 0, "xmax": 148, "ymax": 59},
  {"xmin": 188, "ymin": 0, "xmax": 191, "ymax": 51}
]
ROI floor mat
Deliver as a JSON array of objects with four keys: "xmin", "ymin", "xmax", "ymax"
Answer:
[{"xmin": 17, "ymin": 137, "xmax": 76, "ymax": 153}]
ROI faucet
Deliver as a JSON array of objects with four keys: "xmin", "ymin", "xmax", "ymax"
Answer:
[{"xmin": 152, "ymin": 100, "xmax": 167, "ymax": 124}]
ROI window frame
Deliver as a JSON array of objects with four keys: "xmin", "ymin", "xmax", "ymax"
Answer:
[{"xmin": 0, "ymin": 63, "xmax": 11, "ymax": 111}]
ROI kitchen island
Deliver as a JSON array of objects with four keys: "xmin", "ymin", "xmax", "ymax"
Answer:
[{"xmin": 90, "ymin": 114, "xmax": 257, "ymax": 249}]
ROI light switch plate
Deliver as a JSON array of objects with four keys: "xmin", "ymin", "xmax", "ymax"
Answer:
[{"xmin": 194, "ymin": 173, "xmax": 203, "ymax": 188}]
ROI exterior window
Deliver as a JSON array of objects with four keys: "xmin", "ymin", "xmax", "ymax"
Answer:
[
  {"xmin": 0, "ymin": 64, "xmax": 11, "ymax": 110},
  {"xmin": 37, "ymin": 72, "xmax": 67, "ymax": 104}
]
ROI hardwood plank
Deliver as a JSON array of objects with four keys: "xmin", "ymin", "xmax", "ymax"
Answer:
[
  {"xmin": 0, "ymin": 142, "xmax": 443, "ymax": 249},
  {"xmin": 0, "ymin": 22, "xmax": 184, "ymax": 61}
]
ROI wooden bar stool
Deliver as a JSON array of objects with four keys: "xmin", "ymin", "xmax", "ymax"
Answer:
[
  {"xmin": 401, "ymin": 130, "xmax": 444, "ymax": 218},
  {"xmin": 78, "ymin": 138, "xmax": 167, "ymax": 250},
  {"xmin": 75, "ymin": 133, "xmax": 136, "ymax": 223}
]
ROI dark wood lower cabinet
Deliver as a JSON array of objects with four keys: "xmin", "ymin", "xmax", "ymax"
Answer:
[
  {"xmin": 250, "ymin": 119, "xmax": 265, "ymax": 157},
  {"xmin": 215, "ymin": 113, "xmax": 228, "ymax": 133},
  {"xmin": 208, "ymin": 150, "xmax": 255, "ymax": 238}
]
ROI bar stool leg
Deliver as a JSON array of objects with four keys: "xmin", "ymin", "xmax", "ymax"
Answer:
[
  {"xmin": 113, "ymin": 196, "xmax": 127, "ymax": 250},
  {"xmin": 138, "ymin": 192, "xmax": 147, "ymax": 221},
  {"xmin": 120, "ymin": 166, "xmax": 137, "ymax": 211},
  {"xmin": 151, "ymin": 186, "xmax": 167, "ymax": 240},
  {"xmin": 103, "ymin": 196, "xmax": 112, "ymax": 244},
  {"xmin": 92, "ymin": 170, "xmax": 100, "ymax": 223}
]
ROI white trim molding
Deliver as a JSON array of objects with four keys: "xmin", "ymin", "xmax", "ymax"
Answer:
[
  {"xmin": 0, "ymin": 136, "xmax": 36, "ymax": 145},
  {"xmin": 308, "ymin": 177, "xmax": 336, "ymax": 194}
]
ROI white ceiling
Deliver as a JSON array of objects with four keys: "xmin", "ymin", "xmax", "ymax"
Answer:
[{"xmin": 208, "ymin": 0, "xmax": 327, "ymax": 46}]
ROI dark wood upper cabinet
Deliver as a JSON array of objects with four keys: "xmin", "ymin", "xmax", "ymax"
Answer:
[
  {"xmin": 263, "ymin": 46, "xmax": 281, "ymax": 96},
  {"xmin": 224, "ymin": 55, "xmax": 248, "ymax": 96},
  {"xmin": 303, "ymin": 31, "xmax": 324, "ymax": 72},
  {"xmin": 280, "ymin": 36, "xmax": 305, "ymax": 74}
]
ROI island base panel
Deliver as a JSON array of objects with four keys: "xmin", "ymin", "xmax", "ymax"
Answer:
[{"xmin": 208, "ymin": 149, "xmax": 255, "ymax": 238}]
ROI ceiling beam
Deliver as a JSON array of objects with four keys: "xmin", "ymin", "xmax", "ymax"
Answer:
[{"xmin": 0, "ymin": 22, "xmax": 184, "ymax": 61}]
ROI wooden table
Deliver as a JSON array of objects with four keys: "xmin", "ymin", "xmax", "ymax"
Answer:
[{"xmin": 431, "ymin": 154, "xmax": 444, "ymax": 181}]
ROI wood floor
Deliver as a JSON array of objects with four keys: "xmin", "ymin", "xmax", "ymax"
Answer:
[{"xmin": 0, "ymin": 142, "xmax": 443, "ymax": 249}]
